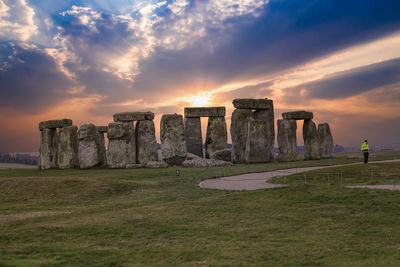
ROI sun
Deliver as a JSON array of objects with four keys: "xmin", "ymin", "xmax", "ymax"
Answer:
[{"xmin": 189, "ymin": 92, "xmax": 213, "ymax": 107}]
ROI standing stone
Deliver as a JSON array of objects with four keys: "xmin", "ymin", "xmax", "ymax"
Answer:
[
  {"xmin": 38, "ymin": 128, "xmax": 58, "ymax": 169},
  {"xmin": 184, "ymin": 117, "xmax": 203, "ymax": 157},
  {"xmin": 136, "ymin": 120, "xmax": 158, "ymax": 163},
  {"xmin": 253, "ymin": 108, "xmax": 275, "ymax": 161},
  {"xmin": 277, "ymin": 119, "xmax": 297, "ymax": 161},
  {"xmin": 107, "ymin": 122, "xmax": 135, "ymax": 168},
  {"xmin": 303, "ymin": 119, "xmax": 320, "ymax": 160},
  {"xmin": 57, "ymin": 126, "xmax": 79, "ymax": 169},
  {"xmin": 161, "ymin": 114, "xmax": 187, "ymax": 165},
  {"xmin": 245, "ymin": 120, "xmax": 274, "ymax": 162},
  {"xmin": 96, "ymin": 126, "xmax": 108, "ymax": 165},
  {"xmin": 78, "ymin": 124, "xmax": 106, "ymax": 168},
  {"xmin": 205, "ymin": 117, "xmax": 227, "ymax": 158},
  {"xmin": 318, "ymin": 123, "xmax": 334, "ymax": 158},
  {"xmin": 230, "ymin": 109, "xmax": 253, "ymax": 163}
]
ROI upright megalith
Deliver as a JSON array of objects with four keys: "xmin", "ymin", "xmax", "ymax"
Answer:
[
  {"xmin": 96, "ymin": 126, "xmax": 108, "ymax": 164},
  {"xmin": 38, "ymin": 128, "xmax": 58, "ymax": 169},
  {"xmin": 184, "ymin": 117, "xmax": 203, "ymax": 157},
  {"xmin": 253, "ymin": 108, "xmax": 275, "ymax": 160},
  {"xmin": 230, "ymin": 109, "xmax": 253, "ymax": 163},
  {"xmin": 161, "ymin": 114, "xmax": 187, "ymax": 165},
  {"xmin": 57, "ymin": 126, "xmax": 79, "ymax": 169},
  {"xmin": 78, "ymin": 124, "xmax": 106, "ymax": 168},
  {"xmin": 205, "ymin": 116, "xmax": 227, "ymax": 158},
  {"xmin": 136, "ymin": 120, "xmax": 158, "ymax": 163},
  {"xmin": 245, "ymin": 120, "xmax": 273, "ymax": 162},
  {"xmin": 303, "ymin": 119, "xmax": 320, "ymax": 160},
  {"xmin": 277, "ymin": 119, "xmax": 297, "ymax": 161},
  {"xmin": 107, "ymin": 122, "xmax": 135, "ymax": 168},
  {"xmin": 318, "ymin": 123, "xmax": 334, "ymax": 158}
]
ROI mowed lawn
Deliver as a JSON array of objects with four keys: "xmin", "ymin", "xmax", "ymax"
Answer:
[{"xmin": 0, "ymin": 151, "xmax": 400, "ymax": 266}]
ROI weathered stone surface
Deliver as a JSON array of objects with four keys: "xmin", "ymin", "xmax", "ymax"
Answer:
[
  {"xmin": 184, "ymin": 107, "xmax": 226, "ymax": 118},
  {"xmin": 303, "ymin": 119, "xmax": 320, "ymax": 160},
  {"xmin": 230, "ymin": 109, "xmax": 253, "ymax": 163},
  {"xmin": 252, "ymin": 108, "xmax": 275, "ymax": 160},
  {"xmin": 277, "ymin": 119, "xmax": 297, "ymax": 161},
  {"xmin": 78, "ymin": 124, "xmax": 107, "ymax": 168},
  {"xmin": 205, "ymin": 117, "xmax": 227, "ymax": 158},
  {"xmin": 186, "ymin": 152, "xmax": 202, "ymax": 160},
  {"xmin": 182, "ymin": 158, "xmax": 232, "ymax": 167},
  {"xmin": 245, "ymin": 120, "xmax": 274, "ymax": 163},
  {"xmin": 57, "ymin": 126, "xmax": 79, "ymax": 169},
  {"xmin": 282, "ymin": 111, "xmax": 313, "ymax": 120},
  {"xmin": 210, "ymin": 149, "xmax": 232, "ymax": 162},
  {"xmin": 144, "ymin": 161, "xmax": 169, "ymax": 168},
  {"xmin": 184, "ymin": 117, "xmax": 203, "ymax": 157},
  {"xmin": 233, "ymin": 98, "xmax": 273, "ymax": 110},
  {"xmin": 161, "ymin": 114, "xmax": 186, "ymax": 166},
  {"xmin": 113, "ymin": 111, "xmax": 154, "ymax": 122},
  {"xmin": 39, "ymin": 119, "xmax": 72, "ymax": 131},
  {"xmin": 107, "ymin": 122, "xmax": 135, "ymax": 168},
  {"xmin": 97, "ymin": 132, "xmax": 107, "ymax": 164},
  {"xmin": 136, "ymin": 120, "xmax": 158, "ymax": 163},
  {"xmin": 96, "ymin": 126, "xmax": 108, "ymax": 133},
  {"xmin": 318, "ymin": 123, "xmax": 334, "ymax": 159},
  {"xmin": 38, "ymin": 128, "xmax": 58, "ymax": 169}
]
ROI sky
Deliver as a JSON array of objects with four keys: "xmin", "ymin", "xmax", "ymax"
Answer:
[{"xmin": 0, "ymin": 0, "xmax": 400, "ymax": 152}]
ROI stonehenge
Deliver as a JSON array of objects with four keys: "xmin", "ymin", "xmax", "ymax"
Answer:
[{"xmin": 38, "ymin": 99, "xmax": 335, "ymax": 169}]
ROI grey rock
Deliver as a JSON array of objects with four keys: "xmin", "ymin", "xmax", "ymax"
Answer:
[
  {"xmin": 144, "ymin": 161, "xmax": 169, "ymax": 168},
  {"xmin": 282, "ymin": 111, "xmax": 313, "ymax": 120},
  {"xmin": 205, "ymin": 116, "xmax": 227, "ymax": 158},
  {"xmin": 38, "ymin": 128, "xmax": 58, "ymax": 169},
  {"xmin": 318, "ymin": 123, "xmax": 334, "ymax": 159},
  {"xmin": 113, "ymin": 111, "xmax": 154, "ymax": 122},
  {"xmin": 184, "ymin": 117, "xmax": 203, "ymax": 157},
  {"xmin": 184, "ymin": 107, "xmax": 226, "ymax": 117},
  {"xmin": 57, "ymin": 126, "xmax": 79, "ymax": 169},
  {"xmin": 126, "ymin": 164, "xmax": 144, "ymax": 168},
  {"xmin": 252, "ymin": 108, "xmax": 275, "ymax": 160},
  {"xmin": 233, "ymin": 98, "xmax": 273, "ymax": 110},
  {"xmin": 186, "ymin": 152, "xmax": 202, "ymax": 160},
  {"xmin": 277, "ymin": 119, "xmax": 297, "ymax": 161},
  {"xmin": 136, "ymin": 120, "xmax": 158, "ymax": 163},
  {"xmin": 107, "ymin": 122, "xmax": 136, "ymax": 168},
  {"xmin": 230, "ymin": 109, "xmax": 253, "ymax": 163},
  {"xmin": 303, "ymin": 119, "xmax": 320, "ymax": 160},
  {"xmin": 96, "ymin": 126, "xmax": 108, "ymax": 133},
  {"xmin": 210, "ymin": 149, "xmax": 232, "ymax": 162},
  {"xmin": 182, "ymin": 158, "xmax": 232, "ymax": 167},
  {"xmin": 245, "ymin": 120, "xmax": 274, "ymax": 163},
  {"xmin": 78, "ymin": 124, "xmax": 106, "ymax": 168},
  {"xmin": 39, "ymin": 119, "xmax": 72, "ymax": 131},
  {"xmin": 161, "ymin": 114, "xmax": 187, "ymax": 166}
]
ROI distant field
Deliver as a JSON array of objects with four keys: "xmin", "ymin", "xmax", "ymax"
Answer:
[
  {"xmin": 0, "ymin": 163, "xmax": 37, "ymax": 170},
  {"xmin": 0, "ymin": 151, "xmax": 400, "ymax": 266}
]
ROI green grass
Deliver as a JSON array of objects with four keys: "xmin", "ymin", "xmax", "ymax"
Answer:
[{"xmin": 0, "ymin": 151, "xmax": 400, "ymax": 266}]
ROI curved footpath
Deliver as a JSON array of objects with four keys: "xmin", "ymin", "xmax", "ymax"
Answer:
[{"xmin": 199, "ymin": 159, "xmax": 400, "ymax": 191}]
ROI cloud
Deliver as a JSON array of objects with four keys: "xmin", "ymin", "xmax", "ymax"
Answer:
[{"xmin": 0, "ymin": 0, "xmax": 37, "ymax": 41}]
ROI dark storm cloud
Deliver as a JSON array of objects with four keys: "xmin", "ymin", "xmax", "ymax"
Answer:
[{"xmin": 284, "ymin": 57, "xmax": 400, "ymax": 100}]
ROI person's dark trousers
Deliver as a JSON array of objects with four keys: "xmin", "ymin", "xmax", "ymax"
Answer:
[{"xmin": 363, "ymin": 151, "xmax": 369, "ymax": 163}]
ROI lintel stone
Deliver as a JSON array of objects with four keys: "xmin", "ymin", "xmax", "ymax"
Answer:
[
  {"xmin": 282, "ymin": 111, "xmax": 313, "ymax": 120},
  {"xmin": 184, "ymin": 107, "xmax": 225, "ymax": 118},
  {"xmin": 113, "ymin": 112, "xmax": 154, "ymax": 122},
  {"xmin": 96, "ymin": 126, "xmax": 108, "ymax": 133},
  {"xmin": 39, "ymin": 119, "xmax": 72, "ymax": 131},
  {"xmin": 233, "ymin": 98, "xmax": 273, "ymax": 110}
]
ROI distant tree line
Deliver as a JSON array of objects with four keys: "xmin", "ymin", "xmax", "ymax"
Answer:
[{"xmin": 0, "ymin": 153, "xmax": 38, "ymax": 165}]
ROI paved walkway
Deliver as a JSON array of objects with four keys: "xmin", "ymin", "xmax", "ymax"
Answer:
[{"xmin": 199, "ymin": 159, "xmax": 400, "ymax": 191}]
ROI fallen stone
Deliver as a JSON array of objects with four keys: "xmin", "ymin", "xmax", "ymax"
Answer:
[
  {"xmin": 210, "ymin": 149, "xmax": 232, "ymax": 162},
  {"xmin": 252, "ymin": 108, "xmax": 275, "ymax": 160},
  {"xmin": 161, "ymin": 114, "xmax": 187, "ymax": 166},
  {"xmin": 38, "ymin": 128, "xmax": 58, "ymax": 169},
  {"xmin": 136, "ymin": 120, "xmax": 158, "ymax": 163},
  {"xmin": 184, "ymin": 117, "xmax": 203, "ymax": 157},
  {"xmin": 182, "ymin": 158, "xmax": 233, "ymax": 167},
  {"xmin": 230, "ymin": 109, "xmax": 253, "ymax": 163},
  {"xmin": 126, "ymin": 164, "xmax": 144, "ymax": 168},
  {"xmin": 277, "ymin": 119, "xmax": 297, "ymax": 161},
  {"xmin": 205, "ymin": 116, "xmax": 227, "ymax": 158},
  {"xmin": 113, "ymin": 111, "xmax": 154, "ymax": 122},
  {"xmin": 96, "ymin": 126, "xmax": 108, "ymax": 133},
  {"xmin": 184, "ymin": 107, "xmax": 225, "ymax": 118},
  {"xmin": 282, "ymin": 111, "xmax": 313, "ymax": 120},
  {"xmin": 78, "ymin": 124, "xmax": 107, "ymax": 168},
  {"xmin": 57, "ymin": 126, "xmax": 79, "ymax": 169},
  {"xmin": 39, "ymin": 119, "xmax": 72, "ymax": 131},
  {"xmin": 144, "ymin": 161, "xmax": 169, "ymax": 168},
  {"xmin": 233, "ymin": 98, "xmax": 273, "ymax": 110},
  {"xmin": 186, "ymin": 152, "xmax": 202, "ymax": 160},
  {"xmin": 303, "ymin": 119, "xmax": 320, "ymax": 160},
  {"xmin": 245, "ymin": 120, "xmax": 274, "ymax": 163},
  {"xmin": 318, "ymin": 123, "xmax": 334, "ymax": 159},
  {"xmin": 107, "ymin": 122, "xmax": 136, "ymax": 168}
]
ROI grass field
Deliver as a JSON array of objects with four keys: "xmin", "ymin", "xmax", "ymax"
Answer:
[{"xmin": 0, "ymin": 151, "xmax": 400, "ymax": 266}]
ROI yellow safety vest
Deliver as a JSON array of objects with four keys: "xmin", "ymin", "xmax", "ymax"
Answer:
[{"xmin": 361, "ymin": 142, "xmax": 369, "ymax": 151}]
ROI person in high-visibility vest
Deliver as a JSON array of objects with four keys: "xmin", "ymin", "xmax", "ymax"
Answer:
[{"xmin": 361, "ymin": 140, "xmax": 369, "ymax": 163}]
